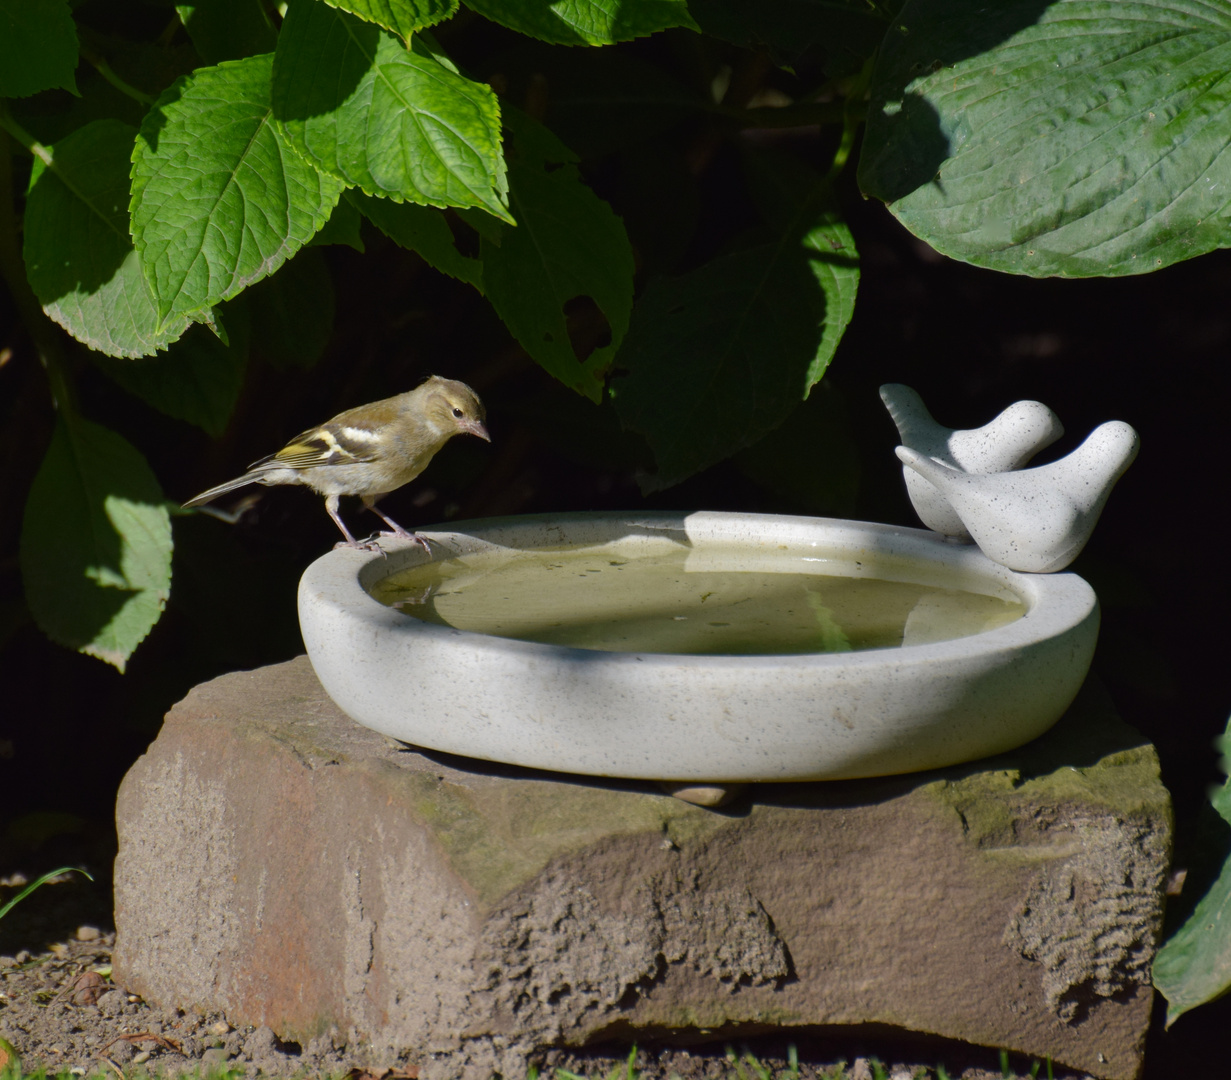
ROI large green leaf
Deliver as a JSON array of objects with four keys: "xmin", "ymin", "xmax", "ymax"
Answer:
[
  {"xmin": 0, "ymin": 0, "xmax": 78, "ymax": 97},
  {"xmin": 23, "ymin": 119, "xmax": 191, "ymax": 358},
  {"xmin": 130, "ymin": 52, "xmax": 346, "ymax": 325},
  {"xmin": 1154, "ymin": 717, "xmax": 1231, "ymax": 1025},
  {"xmin": 464, "ymin": 0, "xmax": 698, "ymax": 45},
  {"xmin": 859, "ymin": 0, "xmax": 1231, "ymax": 277},
  {"xmin": 97, "ymin": 302, "xmax": 250, "ymax": 435},
  {"xmin": 272, "ymin": 2, "xmax": 510, "ymax": 221},
  {"xmin": 324, "ymin": 0, "xmax": 459, "ymax": 38},
  {"xmin": 611, "ymin": 178, "xmax": 858, "ymax": 489},
  {"xmin": 481, "ymin": 113, "xmax": 634, "ymax": 402},
  {"xmin": 20, "ymin": 416, "xmax": 172, "ymax": 673},
  {"xmin": 176, "ymin": 0, "xmax": 278, "ymax": 64},
  {"xmin": 350, "ymin": 190, "xmax": 482, "ymax": 288}
]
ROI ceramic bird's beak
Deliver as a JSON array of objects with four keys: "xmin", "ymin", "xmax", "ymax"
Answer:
[{"xmin": 463, "ymin": 419, "xmax": 491, "ymax": 442}]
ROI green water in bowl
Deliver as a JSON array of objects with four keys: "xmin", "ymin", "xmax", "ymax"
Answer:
[{"xmin": 368, "ymin": 542, "xmax": 1025, "ymax": 655}]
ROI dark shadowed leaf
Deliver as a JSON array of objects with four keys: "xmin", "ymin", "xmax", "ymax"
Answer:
[
  {"xmin": 464, "ymin": 0, "xmax": 697, "ymax": 45},
  {"xmin": 23, "ymin": 119, "xmax": 190, "ymax": 357},
  {"xmin": 0, "ymin": 0, "xmax": 78, "ymax": 97},
  {"xmin": 175, "ymin": 0, "xmax": 277, "ymax": 63},
  {"xmin": 480, "ymin": 111, "xmax": 634, "ymax": 402},
  {"xmin": 97, "ymin": 301, "xmax": 250, "ymax": 435},
  {"xmin": 351, "ymin": 191, "xmax": 482, "ymax": 288},
  {"xmin": 311, "ymin": 195, "xmax": 366, "ymax": 251},
  {"xmin": 1154, "ymin": 716, "xmax": 1231, "ymax": 1024},
  {"xmin": 612, "ymin": 145, "xmax": 859, "ymax": 489},
  {"xmin": 689, "ymin": 0, "xmax": 898, "ymax": 72},
  {"xmin": 20, "ymin": 416, "xmax": 172, "ymax": 672},
  {"xmin": 246, "ymin": 248, "xmax": 337, "ymax": 369}
]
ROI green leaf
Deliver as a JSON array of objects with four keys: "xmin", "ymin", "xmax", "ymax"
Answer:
[
  {"xmin": 858, "ymin": 0, "xmax": 1231, "ymax": 277},
  {"xmin": 611, "ymin": 207, "xmax": 858, "ymax": 489},
  {"xmin": 0, "ymin": 0, "xmax": 78, "ymax": 97},
  {"xmin": 97, "ymin": 302, "xmax": 250, "ymax": 435},
  {"xmin": 350, "ymin": 190, "xmax": 482, "ymax": 287},
  {"xmin": 311, "ymin": 194, "xmax": 366, "ymax": 251},
  {"xmin": 323, "ymin": 0, "xmax": 459, "ymax": 38},
  {"xmin": 246, "ymin": 247, "xmax": 337, "ymax": 369},
  {"xmin": 23, "ymin": 119, "xmax": 191, "ymax": 358},
  {"xmin": 131, "ymin": 51, "xmax": 346, "ymax": 325},
  {"xmin": 1154, "ymin": 716, "xmax": 1231, "ymax": 1025},
  {"xmin": 464, "ymin": 0, "xmax": 698, "ymax": 45},
  {"xmin": 736, "ymin": 382, "xmax": 859, "ymax": 516},
  {"xmin": 480, "ymin": 111, "xmax": 634, "ymax": 401},
  {"xmin": 20, "ymin": 416, "xmax": 172, "ymax": 673},
  {"xmin": 176, "ymin": 0, "xmax": 278, "ymax": 64},
  {"xmin": 272, "ymin": 2, "xmax": 511, "ymax": 221}
]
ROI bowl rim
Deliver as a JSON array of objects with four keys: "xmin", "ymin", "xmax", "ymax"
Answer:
[{"xmin": 300, "ymin": 509, "xmax": 1097, "ymax": 669}]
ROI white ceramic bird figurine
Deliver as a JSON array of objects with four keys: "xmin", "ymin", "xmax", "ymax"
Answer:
[
  {"xmin": 880, "ymin": 384, "xmax": 1064, "ymax": 538},
  {"xmin": 895, "ymin": 420, "xmax": 1139, "ymax": 573}
]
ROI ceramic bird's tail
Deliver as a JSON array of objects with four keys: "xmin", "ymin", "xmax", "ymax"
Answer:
[{"xmin": 879, "ymin": 384, "xmax": 941, "ymax": 446}]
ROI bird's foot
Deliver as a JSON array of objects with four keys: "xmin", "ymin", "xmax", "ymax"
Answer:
[
  {"xmin": 378, "ymin": 529, "xmax": 432, "ymax": 554},
  {"xmin": 334, "ymin": 535, "xmax": 388, "ymax": 556}
]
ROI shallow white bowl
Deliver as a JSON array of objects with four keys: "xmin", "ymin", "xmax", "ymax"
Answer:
[{"xmin": 298, "ymin": 511, "xmax": 1098, "ymax": 782}]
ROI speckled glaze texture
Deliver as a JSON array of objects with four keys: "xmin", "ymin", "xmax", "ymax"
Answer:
[
  {"xmin": 896, "ymin": 421, "xmax": 1140, "ymax": 574},
  {"xmin": 880, "ymin": 383, "xmax": 1064, "ymax": 539},
  {"xmin": 298, "ymin": 512, "xmax": 1099, "ymax": 783}
]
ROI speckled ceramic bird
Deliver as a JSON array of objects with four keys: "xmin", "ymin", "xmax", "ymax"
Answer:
[
  {"xmin": 184, "ymin": 375, "xmax": 489, "ymax": 550},
  {"xmin": 880, "ymin": 384, "xmax": 1064, "ymax": 538},
  {"xmin": 896, "ymin": 420, "xmax": 1139, "ymax": 573}
]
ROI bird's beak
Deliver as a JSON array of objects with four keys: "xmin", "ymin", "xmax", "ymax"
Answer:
[{"xmin": 464, "ymin": 419, "xmax": 491, "ymax": 442}]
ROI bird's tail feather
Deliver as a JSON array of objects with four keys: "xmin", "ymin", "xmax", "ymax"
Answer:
[{"xmin": 183, "ymin": 473, "xmax": 258, "ymax": 508}]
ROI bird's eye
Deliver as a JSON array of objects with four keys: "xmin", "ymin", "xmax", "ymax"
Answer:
[{"xmin": 452, "ymin": 407, "xmax": 464, "ymax": 418}]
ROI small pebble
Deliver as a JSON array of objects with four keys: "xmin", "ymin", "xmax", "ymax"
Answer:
[
  {"xmin": 200, "ymin": 1047, "xmax": 230, "ymax": 1072},
  {"xmin": 210, "ymin": 1020, "xmax": 231, "ymax": 1035},
  {"xmin": 97, "ymin": 990, "xmax": 126, "ymax": 1018},
  {"xmin": 14, "ymin": 952, "xmax": 29, "ymax": 965},
  {"xmin": 75, "ymin": 926, "xmax": 101, "ymax": 943},
  {"xmin": 132, "ymin": 1050, "xmax": 152, "ymax": 1064}
]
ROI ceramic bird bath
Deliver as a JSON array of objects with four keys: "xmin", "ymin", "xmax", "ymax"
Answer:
[
  {"xmin": 299, "ymin": 511, "xmax": 1098, "ymax": 795},
  {"xmin": 298, "ymin": 387, "xmax": 1135, "ymax": 800}
]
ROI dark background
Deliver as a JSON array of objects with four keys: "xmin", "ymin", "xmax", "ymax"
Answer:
[{"xmin": 2, "ymin": 22, "xmax": 1229, "ymax": 1076}]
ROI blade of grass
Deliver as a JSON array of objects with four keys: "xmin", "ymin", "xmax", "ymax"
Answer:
[{"xmin": 0, "ymin": 867, "xmax": 93, "ymax": 921}]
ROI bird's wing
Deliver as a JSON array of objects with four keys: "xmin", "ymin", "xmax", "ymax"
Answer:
[{"xmin": 253, "ymin": 421, "xmax": 383, "ymax": 471}]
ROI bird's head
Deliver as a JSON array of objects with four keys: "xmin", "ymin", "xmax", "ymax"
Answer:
[{"xmin": 418, "ymin": 376, "xmax": 490, "ymax": 443}]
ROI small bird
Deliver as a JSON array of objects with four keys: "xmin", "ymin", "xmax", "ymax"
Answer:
[
  {"xmin": 880, "ymin": 384, "xmax": 1064, "ymax": 538},
  {"xmin": 184, "ymin": 375, "xmax": 490, "ymax": 550},
  {"xmin": 895, "ymin": 420, "xmax": 1139, "ymax": 573}
]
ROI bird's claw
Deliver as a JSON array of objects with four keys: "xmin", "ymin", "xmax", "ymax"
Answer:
[
  {"xmin": 335, "ymin": 535, "xmax": 388, "ymax": 557},
  {"xmin": 378, "ymin": 529, "xmax": 432, "ymax": 554}
]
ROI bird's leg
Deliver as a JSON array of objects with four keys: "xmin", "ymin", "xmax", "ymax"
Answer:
[
  {"xmin": 363, "ymin": 496, "xmax": 431, "ymax": 553},
  {"xmin": 327, "ymin": 495, "xmax": 383, "ymax": 553}
]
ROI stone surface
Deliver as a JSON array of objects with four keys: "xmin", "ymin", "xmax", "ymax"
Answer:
[{"xmin": 113, "ymin": 657, "xmax": 1171, "ymax": 1080}]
